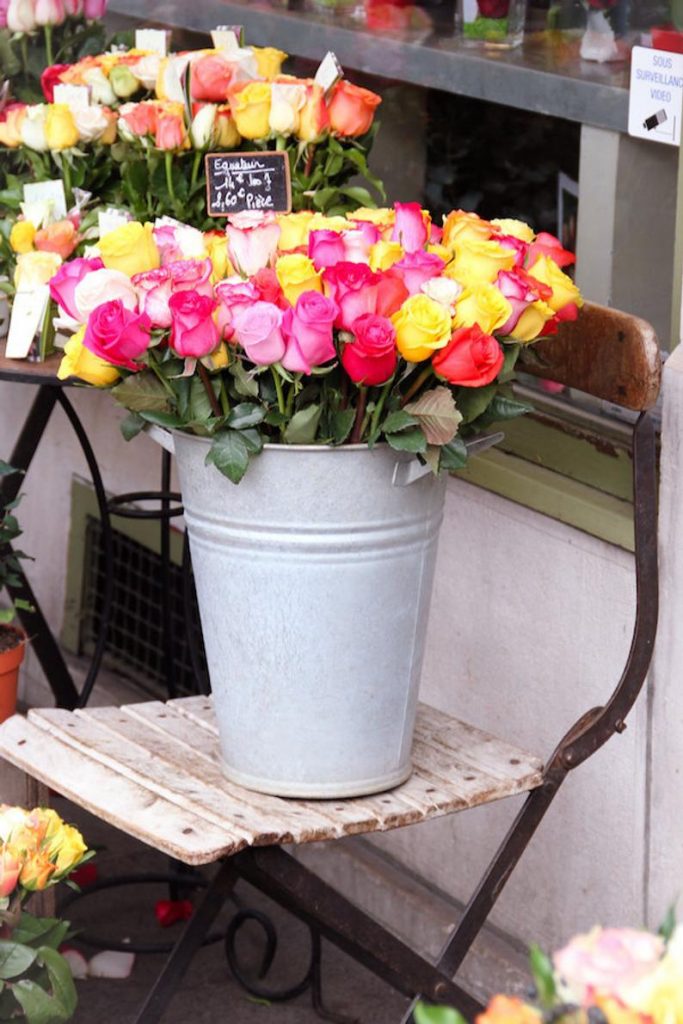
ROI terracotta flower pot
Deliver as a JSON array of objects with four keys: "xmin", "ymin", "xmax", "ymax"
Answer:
[{"xmin": 0, "ymin": 626, "xmax": 26, "ymax": 724}]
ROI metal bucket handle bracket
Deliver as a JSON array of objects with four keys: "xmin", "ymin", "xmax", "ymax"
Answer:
[{"xmin": 392, "ymin": 432, "xmax": 505, "ymax": 487}]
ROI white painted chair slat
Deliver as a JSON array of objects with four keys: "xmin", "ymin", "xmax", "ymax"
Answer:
[{"xmin": 0, "ymin": 715, "xmax": 240, "ymax": 864}]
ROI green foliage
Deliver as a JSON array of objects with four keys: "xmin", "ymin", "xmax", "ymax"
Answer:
[
  {"xmin": 529, "ymin": 943, "xmax": 557, "ymax": 1009},
  {"xmin": 659, "ymin": 903, "xmax": 678, "ymax": 944},
  {"xmin": 414, "ymin": 1003, "xmax": 469, "ymax": 1024},
  {"xmin": 0, "ymin": 18, "xmax": 108, "ymax": 104},
  {"xmin": 0, "ymin": 468, "xmax": 31, "ymax": 625},
  {"xmin": 0, "ymin": 914, "xmax": 77, "ymax": 1024}
]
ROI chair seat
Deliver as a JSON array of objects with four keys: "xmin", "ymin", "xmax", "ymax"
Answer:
[{"xmin": 0, "ymin": 697, "xmax": 544, "ymax": 866}]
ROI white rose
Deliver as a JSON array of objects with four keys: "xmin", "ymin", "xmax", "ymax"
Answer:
[
  {"xmin": 190, "ymin": 104, "xmax": 216, "ymax": 149},
  {"xmin": 129, "ymin": 53, "xmax": 161, "ymax": 90},
  {"xmin": 421, "ymin": 276, "xmax": 464, "ymax": 314},
  {"xmin": 7, "ymin": 0, "xmax": 36, "ymax": 32},
  {"xmin": 74, "ymin": 269, "xmax": 139, "ymax": 322},
  {"xmin": 82, "ymin": 66, "xmax": 117, "ymax": 106},
  {"xmin": 175, "ymin": 225, "xmax": 208, "ymax": 260},
  {"xmin": 19, "ymin": 106, "xmax": 49, "ymax": 152},
  {"xmin": 73, "ymin": 106, "xmax": 110, "ymax": 143},
  {"xmin": 269, "ymin": 83, "xmax": 306, "ymax": 136}
]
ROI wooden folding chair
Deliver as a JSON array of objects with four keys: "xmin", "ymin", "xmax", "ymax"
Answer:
[{"xmin": 0, "ymin": 301, "xmax": 661, "ymax": 1024}]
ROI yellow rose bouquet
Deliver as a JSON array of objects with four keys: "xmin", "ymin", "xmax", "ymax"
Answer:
[
  {"xmin": 0, "ymin": 804, "xmax": 92, "ymax": 1024},
  {"xmin": 43, "ymin": 202, "xmax": 581, "ymax": 482},
  {"xmin": 417, "ymin": 915, "xmax": 683, "ymax": 1024}
]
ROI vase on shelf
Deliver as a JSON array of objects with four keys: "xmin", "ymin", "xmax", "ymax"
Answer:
[{"xmin": 456, "ymin": 0, "xmax": 528, "ymax": 48}]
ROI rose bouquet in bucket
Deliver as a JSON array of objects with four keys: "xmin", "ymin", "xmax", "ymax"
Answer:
[{"xmin": 44, "ymin": 202, "xmax": 581, "ymax": 798}]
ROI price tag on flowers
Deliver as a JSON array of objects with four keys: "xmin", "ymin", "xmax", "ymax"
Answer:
[{"xmin": 205, "ymin": 151, "xmax": 291, "ymax": 216}]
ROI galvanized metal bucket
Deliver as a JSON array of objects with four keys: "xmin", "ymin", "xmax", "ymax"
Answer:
[{"xmin": 151, "ymin": 429, "xmax": 446, "ymax": 798}]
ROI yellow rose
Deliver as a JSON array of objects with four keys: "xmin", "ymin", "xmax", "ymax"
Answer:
[
  {"xmin": 308, "ymin": 213, "xmax": 350, "ymax": 233},
  {"xmin": 445, "ymin": 238, "xmax": 516, "ymax": 287},
  {"xmin": 14, "ymin": 251, "xmax": 62, "ymax": 291},
  {"xmin": 594, "ymin": 997, "xmax": 648, "ymax": 1024},
  {"xmin": 205, "ymin": 233, "xmax": 233, "ymax": 282},
  {"xmin": 427, "ymin": 243, "xmax": 452, "ymax": 263},
  {"xmin": 58, "ymin": 326, "xmax": 120, "ymax": 387},
  {"xmin": 275, "ymin": 253, "xmax": 322, "ymax": 306},
  {"xmin": 202, "ymin": 342, "xmax": 230, "ymax": 371},
  {"xmin": 491, "ymin": 218, "xmax": 535, "ymax": 243},
  {"xmin": 369, "ymin": 240, "xmax": 403, "ymax": 272},
  {"xmin": 9, "ymin": 221, "xmax": 36, "ymax": 255},
  {"xmin": 348, "ymin": 207, "xmax": 395, "ymax": 230},
  {"xmin": 32, "ymin": 807, "xmax": 63, "ymax": 843},
  {"xmin": 48, "ymin": 823, "xmax": 88, "ymax": 875},
  {"xmin": 215, "ymin": 106, "xmax": 241, "ymax": 148},
  {"xmin": 45, "ymin": 103, "xmax": 79, "ymax": 150},
  {"xmin": 624, "ymin": 954, "xmax": 683, "ymax": 1024},
  {"xmin": 99, "ymin": 221, "xmax": 160, "ymax": 278},
  {"xmin": 528, "ymin": 256, "xmax": 583, "ymax": 313},
  {"xmin": 0, "ymin": 106, "xmax": 26, "ymax": 147},
  {"xmin": 277, "ymin": 211, "xmax": 315, "ymax": 251},
  {"xmin": 252, "ymin": 46, "xmax": 288, "ymax": 80},
  {"xmin": 232, "ymin": 82, "xmax": 272, "ymax": 140},
  {"xmin": 392, "ymin": 294, "xmax": 452, "ymax": 362},
  {"xmin": 20, "ymin": 850, "xmax": 56, "ymax": 892},
  {"xmin": 442, "ymin": 209, "xmax": 493, "ymax": 251},
  {"xmin": 454, "ymin": 284, "xmax": 513, "ymax": 335},
  {"xmin": 510, "ymin": 300, "xmax": 556, "ymax": 343}
]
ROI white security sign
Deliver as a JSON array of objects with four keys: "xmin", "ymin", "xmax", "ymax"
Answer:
[{"xmin": 629, "ymin": 46, "xmax": 683, "ymax": 147}]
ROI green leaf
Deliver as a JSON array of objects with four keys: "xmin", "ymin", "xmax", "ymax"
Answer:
[
  {"xmin": 659, "ymin": 904, "xmax": 677, "ymax": 944},
  {"xmin": 188, "ymin": 376, "xmax": 217, "ymax": 424},
  {"xmin": 111, "ymin": 373, "xmax": 170, "ymax": 414},
  {"xmin": 264, "ymin": 409, "xmax": 287, "ymax": 427},
  {"xmin": 226, "ymin": 403, "xmax": 266, "ymax": 430},
  {"xmin": 440, "ymin": 436, "xmax": 468, "ymax": 472},
  {"xmin": 206, "ymin": 430, "xmax": 250, "ymax": 485},
  {"xmin": 341, "ymin": 185, "xmax": 376, "ymax": 207},
  {"xmin": 386, "ymin": 428, "xmax": 427, "ymax": 454},
  {"xmin": 485, "ymin": 395, "xmax": 534, "ymax": 421},
  {"xmin": 330, "ymin": 408, "xmax": 355, "ymax": 445},
  {"xmin": 414, "ymin": 1003, "xmax": 469, "ymax": 1024},
  {"xmin": 455, "ymin": 384, "xmax": 497, "ymax": 424},
  {"xmin": 498, "ymin": 343, "xmax": 521, "ymax": 382},
  {"xmin": 230, "ymin": 360, "xmax": 259, "ymax": 398},
  {"xmin": 0, "ymin": 941, "xmax": 37, "ymax": 980},
  {"xmin": 119, "ymin": 411, "xmax": 145, "ymax": 442},
  {"xmin": 37, "ymin": 947, "xmax": 77, "ymax": 1019},
  {"xmin": 138, "ymin": 410, "xmax": 185, "ymax": 429},
  {"xmin": 404, "ymin": 387, "xmax": 463, "ymax": 446},
  {"xmin": 383, "ymin": 410, "xmax": 418, "ymax": 434},
  {"xmin": 529, "ymin": 943, "xmax": 557, "ymax": 1008},
  {"xmin": 284, "ymin": 405, "xmax": 322, "ymax": 445},
  {"xmin": 11, "ymin": 977, "xmax": 70, "ymax": 1024},
  {"xmin": 239, "ymin": 428, "xmax": 264, "ymax": 455},
  {"xmin": 0, "ymin": 462, "xmax": 20, "ymax": 478},
  {"xmin": 13, "ymin": 917, "xmax": 67, "ymax": 951}
]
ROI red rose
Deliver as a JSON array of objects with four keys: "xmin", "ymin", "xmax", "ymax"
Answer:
[
  {"xmin": 83, "ymin": 300, "xmax": 152, "ymax": 371},
  {"xmin": 41, "ymin": 63, "xmax": 70, "ymax": 103},
  {"xmin": 342, "ymin": 313, "xmax": 397, "ymax": 386},
  {"xmin": 169, "ymin": 290, "xmax": 219, "ymax": 358},
  {"xmin": 432, "ymin": 325, "xmax": 504, "ymax": 387},
  {"xmin": 477, "ymin": 0, "xmax": 510, "ymax": 16}
]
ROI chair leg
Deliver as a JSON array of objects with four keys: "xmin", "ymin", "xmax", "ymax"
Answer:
[{"xmin": 133, "ymin": 859, "xmax": 238, "ymax": 1024}]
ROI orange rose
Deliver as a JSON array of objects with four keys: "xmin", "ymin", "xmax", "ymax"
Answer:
[
  {"xmin": 477, "ymin": 996, "xmax": 542, "ymax": 1024},
  {"xmin": 327, "ymin": 80, "xmax": 381, "ymax": 137},
  {"xmin": 155, "ymin": 106, "xmax": 189, "ymax": 151},
  {"xmin": 34, "ymin": 220, "xmax": 79, "ymax": 260},
  {"xmin": 297, "ymin": 82, "xmax": 329, "ymax": 142},
  {"xmin": 0, "ymin": 104, "xmax": 27, "ymax": 148},
  {"xmin": 120, "ymin": 101, "xmax": 159, "ymax": 138},
  {"xmin": 442, "ymin": 209, "xmax": 494, "ymax": 250}
]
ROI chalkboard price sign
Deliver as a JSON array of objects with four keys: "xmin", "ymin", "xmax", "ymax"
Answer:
[{"xmin": 205, "ymin": 151, "xmax": 292, "ymax": 217}]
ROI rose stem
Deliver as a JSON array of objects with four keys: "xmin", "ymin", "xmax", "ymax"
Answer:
[
  {"xmin": 44, "ymin": 25, "xmax": 54, "ymax": 67},
  {"xmin": 401, "ymin": 365, "xmax": 434, "ymax": 406},
  {"xmin": 272, "ymin": 368, "xmax": 286, "ymax": 415},
  {"xmin": 190, "ymin": 150, "xmax": 202, "ymax": 190},
  {"xmin": 350, "ymin": 386, "xmax": 368, "ymax": 444},
  {"xmin": 198, "ymin": 362, "xmax": 223, "ymax": 418},
  {"xmin": 369, "ymin": 376, "xmax": 395, "ymax": 439},
  {"xmin": 304, "ymin": 144, "xmax": 316, "ymax": 179},
  {"xmin": 164, "ymin": 151, "xmax": 177, "ymax": 207}
]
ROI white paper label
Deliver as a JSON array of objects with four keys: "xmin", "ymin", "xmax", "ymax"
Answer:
[
  {"xmin": 5, "ymin": 286, "xmax": 50, "ymax": 360},
  {"xmin": 135, "ymin": 28, "xmax": 169, "ymax": 56},
  {"xmin": 53, "ymin": 84, "xmax": 90, "ymax": 110},
  {"xmin": 98, "ymin": 208, "xmax": 133, "ymax": 237},
  {"xmin": 163, "ymin": 55, "xmax": 187, "ymax": 105},
  {"xmin": 23, "ymin": 180, "xmax": 67, "ymax": 221},
  {"xmin": 314, "ymin": 51, "xmax": 343, "ymax": 95},
  {"xmin": 211, "ymin": 28, "xmax": 240, "ymax": 54},
  {"xmin": 628, "ymin": 46, "xmax": 683, "ymax": 147}
]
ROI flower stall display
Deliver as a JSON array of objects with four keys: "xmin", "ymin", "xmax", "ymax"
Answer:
[
  {"xmin": 456, "ymin": 0, "xmax": 528, "ymax": 47},
  {"xmin": 37, "ymin": 202, "xmax": 581, "ymax": 798},
  {"xmin": 0, "ymin": 804, "xmax": 91, "ymax": 1023},
  {"xmin": 417, "ymin": 917, "xmax": 683, "ymax": 1024},
  {"xmin": 0, "ymin": 41, "xmax": 385, "ymax": 227}
]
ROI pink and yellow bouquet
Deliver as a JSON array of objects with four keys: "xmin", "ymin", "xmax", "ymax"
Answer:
[
  {"xmin": 0, "ymin": 804, "xmax": 91, "ymax": 1023},
  {"xmin": 43, "ymin": 202, "xmax": 581, "ymax": 483}
]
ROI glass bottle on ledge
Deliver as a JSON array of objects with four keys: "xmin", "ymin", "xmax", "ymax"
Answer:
[{"xmin": 456, "ymin": 0, "xmax": 528, "ymax": 48}]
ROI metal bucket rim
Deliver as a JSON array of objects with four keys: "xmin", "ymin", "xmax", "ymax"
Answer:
[{"xmin": 171, "ymin": 430, "xmax": 390, "ymax": 455}]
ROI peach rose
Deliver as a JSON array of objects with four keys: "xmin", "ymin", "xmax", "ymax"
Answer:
[{"xmin": 327, "ymin": 80, "xmax": 381, "ymax": 137}]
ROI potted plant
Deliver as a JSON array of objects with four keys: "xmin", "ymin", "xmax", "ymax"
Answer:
[
  {"xmin": 0, "ymin": 462, "xmax": 29, "ymax": 724},
  {"xmin": 48, "ymin": 204, "xmax": 582, "ymax": 798}
]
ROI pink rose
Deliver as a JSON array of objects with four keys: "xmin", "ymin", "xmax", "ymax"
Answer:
[
  {"xmin": 497, "ymin": 269, "xmax": 540, "ymax": 335},
  {"xmin": 527, "ymin": 231, "xmax": 575, "ymax": 269},
  {"xmin": 323, "ymin": 261, "xmax": 378, "ymax": 303},
  {"xmin": 253, "ymin": 267, "xmax": 287, "ymax": 309},
  {"xmin": 341, "ymin": 221, "xmax": 379, "ymax": 263},
  {"xmin": 35, "ymin": 0, "xmax": 65, "ymax": 25},
  {"xmin": 226, "ymin": 211, "xmax": 281, "ymax": 277},
  {"xmin": 553, "ymin": 927, "xmax": 664, "ymax": 1007},
  {"xmin": 0, "ymin": 0, "xmax": 9, "ymax": 27},
  {"xmin": 74, "ymin": 268, "xmax": 139, "ymax": 323},
  {"xmin": 169, "ymin": 290, "xmax": 219, "ymax": 357},
  {"xmin": 282, "ymin": 291, "xmax": 338, "ymax": 373},
  {"xmin": 308, "ymin": 230, "xmax": 346, "ymax": 271},
  {"xmin": 232, "ymin": 301, "xmax": 285, "ymax": 366},
  {"xmin": 64, "ymin": 0, "xmax": 82, "ymax": 14},
  {"xmin": 215, "ymin": 278, "xmax": 260, "ymax": 341},
  {"xmin": 83, "ymin": 300, "xmax": 152, "ymax": 370},
  {"xmin": 168, "ymin": 258, "xmax": 213, "ymax": 298},
  {"xmin": 391, "ymin": 202, "xmax": 428, "ymax": 253},
  {"xmin": 341, "ymin": 313, "xmax": 397, "ymax": 386},
  {"xmin": 83, "ymin": 0, "xmax": 106, "ymax": 15},
  {"xmin": 155, "ymin": 111, "xmax": 187, "ymax": 152},
  {"xmin": 389, "ymin": 251, "xmax": 445, "ymax": 296},
  {"xmin": 496, "ymin": 233, "xmax": 527, "ymax": 268},
  {"xmin": 49, "ymin": 256, "xmax": 104, "ymax": 320},
  {"xmin": 132, "ymin": 267, "xmax": 173, "ymax": 328}
]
